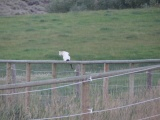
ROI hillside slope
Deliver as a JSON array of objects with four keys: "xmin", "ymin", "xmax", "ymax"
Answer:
[
  {"xmin": 0, "ymin": 0, "xmax": 49, "ymax": 16},
  {"xmin": 0, "ymin": 8, "xmax": 160, "ymax": 60}
]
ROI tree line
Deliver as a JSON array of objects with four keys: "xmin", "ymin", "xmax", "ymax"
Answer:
[{"xmin": 47, "ymin": 0, "xmax": 160, "ymax": 13}]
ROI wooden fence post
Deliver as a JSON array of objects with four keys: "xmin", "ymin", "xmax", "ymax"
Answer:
[
  {"xmin": 103, "ymin": 63, "xmax": 109, "ymax": 107},
  {"xmin": 147, "ymin": 70, "xmax": 152, "ymax": 89},
  {"xmin": 81, "ymin": 64, "xmax": 91, "ymax": 120},
  {"xmin": 75, "ymin": 64, "xmax": 81, "ymax": 97},
  {"xmin": 6, "ymin": 63, "xmax": 12, "ymax": 107},
  {"xmin": 11, "ymin": 64, "xmax": 16, "ymax": 93},
  {"xmin": 11, "ymin": 64, "xmax": 17, "ymax": 104},
  {"xmin": 129, "ymin": 63, "xmax": 134, "ymax": 102},
  {"xmin": 51, "ymin": 63, "xmax": 57, "ymax": 97},
  {"xmin": 25, "ymin": 63, "xmax": 31, "ymax": 116}
]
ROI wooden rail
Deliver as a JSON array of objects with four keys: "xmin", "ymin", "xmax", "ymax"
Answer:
[
  {"xmin": 0, "ymin": 59, "xmax": 160, "ymax": 64},
  {"xmin": 0, "ymin": 65, "xmax": 160, "ymax": 90}
]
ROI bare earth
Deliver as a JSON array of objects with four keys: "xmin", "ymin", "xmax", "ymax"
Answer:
[{"xmin": 0, "ymin": 0, "xmax": 50, "ymax": 16}]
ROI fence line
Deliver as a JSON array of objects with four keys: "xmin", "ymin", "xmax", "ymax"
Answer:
[
  {"xmin": 6, "ymin": 67, "xmax": 160, "ymax": 74},
  {"xmin": 0, "ymin": 66, "xmax": 158, "ymax": 96},
  {"xmin": 1, "ymin": 59, "xmax": 160, "ymax": 120},
  {"xmin": 30, "ymin": 96, "xmax": 160, "ymax": 120},
  {"xmin": 0, "ymin": 64, "xmax": 159, "ymax": 96},
  {"xmin": 1, "ymin": 67, "xmax": 160, "ymax": 75},
  {"xmin": 10, "ymin": 68, "xmax": 75, "ymax": 74},
  {"xmin": 0, "ymin": 64, "xmax": 159, "ymax": 90},
  {"xmin": 0, "ymin": 59, "xmax": 160, "ymax": 64}
]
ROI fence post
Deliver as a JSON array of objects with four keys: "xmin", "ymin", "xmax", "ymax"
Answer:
[
  {"xmin": 147, "ymin": 70, "xmax": 152, "ymax": 89},
  {"xmin": 25, "ymin": 63, "xmax": 31, "ymax": 116},
  {"xmin": 11, "ymin": 64, "xmax": 16, "ymax": 93},
  {"xmin": 6, "ymin": 63, "xmax": 12, "ymax": 107},
  {"xmin": 11, "ymin": 64, "xmax": 17, "ymax": 104},
  {"xmin": 51, "ymin": 63, "xmax": 57, "ymax": 97},
  {"xmin": 75, "ymin": 64, "xmax": 81, "ymax": 97},
  {"xmin": 103, "ymin": 63, "xmax": 109, "ymax": 107},
  {"xmin": 129, "ymin": 63, "xmax": 134, "ymax": 102},
  {"xmin": 81, "ymin": 64, "xmax": 91, "ymax": 120}
]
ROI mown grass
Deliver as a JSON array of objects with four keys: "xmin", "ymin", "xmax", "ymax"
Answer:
[{"xmin": 0, "ymin": 7, "xmax": 160, "ymax": 60}]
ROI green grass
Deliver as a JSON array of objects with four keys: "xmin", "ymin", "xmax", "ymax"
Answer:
[{"xmin": 0, "ymin": 7, "xmax": 160, "ymax": 60}]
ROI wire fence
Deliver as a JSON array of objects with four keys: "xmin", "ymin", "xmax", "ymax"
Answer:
[{"xmin": 0, "ymin": 60, "xmax": 160, "ymax": 120}]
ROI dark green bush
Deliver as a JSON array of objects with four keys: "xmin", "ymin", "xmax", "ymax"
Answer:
[
  {"xmin": 47, "ymin": 0, "xmax": 76, "ymax": 13},
  {"xmin": 125, "ymin": 0, "xmax": 150, "ymax": 8},
  {"xmin": 47, "ymin": 0, "xmax": 157, "ymax": 13},
  {"xmin": 70, "ymin": 3, "xmax": 87, "ymax": 11}
]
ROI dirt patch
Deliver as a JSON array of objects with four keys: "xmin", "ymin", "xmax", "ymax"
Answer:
[{"xmin": 0, "ymin": 0, "xmax": 50, "ymax": 16}]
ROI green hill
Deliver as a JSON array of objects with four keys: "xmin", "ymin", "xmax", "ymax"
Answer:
[{"xmin": 0, "ymin": 7, "xmax": 160, "ymax": 60}]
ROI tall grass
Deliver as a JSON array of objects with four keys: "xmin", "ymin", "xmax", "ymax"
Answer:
[{"xmin": 0, "ymin": 86, "xmax": 160, "ymax": 120}]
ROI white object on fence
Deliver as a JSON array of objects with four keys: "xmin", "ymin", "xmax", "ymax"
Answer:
[{"xmin": 59, "ymin": 51, "xmax": 71, "ymax": 61}]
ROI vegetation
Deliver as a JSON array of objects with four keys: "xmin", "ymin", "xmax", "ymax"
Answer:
[
  {"xmin": 0, "ymin": 5, "xmax": 160, "ymax": 120},
  {"xmin": 47, "ymin": 0, "xmax": 160, "ymax": 12},
  {"xmin": 0, "ymin": 7, "xmax": 160, "ymax": 120},
  {"xmin": 0, "ymin": 7, "xmax": 160, "ymax": 60}
]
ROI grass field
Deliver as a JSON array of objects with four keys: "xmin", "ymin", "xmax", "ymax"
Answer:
[{"xmin": 0, "ymin": 7, "xmax": 160, "ymax": 60}]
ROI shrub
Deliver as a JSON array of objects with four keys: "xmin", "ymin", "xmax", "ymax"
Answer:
[
  {"xmin": 47, "ymin": 0, "xmax": 76, "ymax": 13},
  {"xmin": 47, "ymin": 0, "xmax": 158, "ymax": 13},
  {"xmin": 125, "ymin": 0, "xmax": 150, "ymax": 8},
  {"xmin": 150, "ymin": 0, "xmax": 158, "ymax": 6},
  {"xmin": 70, "ymin": 3, "xmax": 87, "ymax": 11},
  {"xmin": 108, "ymin": 0, "xmax": 126, "ymax": 9}
]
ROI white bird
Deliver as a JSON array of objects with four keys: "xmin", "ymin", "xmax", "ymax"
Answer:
[
  {"xmin": 59, "ymin": 51, "xmax": 71, "ymax": 61},
  {"xmin": 59, "ymin": 51, "xmax": 73, "ymax": 69}
]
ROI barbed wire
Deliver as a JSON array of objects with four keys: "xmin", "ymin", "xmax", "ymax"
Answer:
[{"xmin": 30, "ymin": 96, "xmax": 160, "ymax": 120}]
